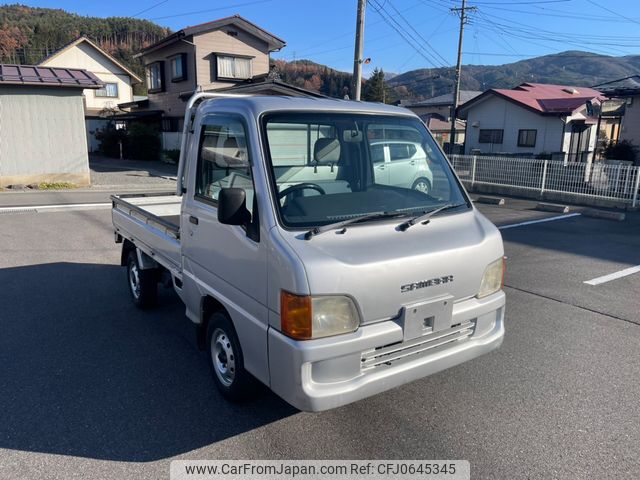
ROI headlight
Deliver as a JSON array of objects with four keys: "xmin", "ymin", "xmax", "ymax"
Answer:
[
  {"xmin": 280, "ymin": 291, "xmax": 360, "ymax": 340},
  {"xmin": 477, "ymin": 257, "xmax": 505, "ymax": 298}
]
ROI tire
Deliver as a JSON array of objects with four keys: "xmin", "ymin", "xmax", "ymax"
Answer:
[
  {"xmin": 412, "ymin": 177, "xmax": 432, "ymax": 194},
  {"xmin": 206, "ymin": 311, "xmax": 256, "ymax": 402},
  {"xmin": 126, "ymin": 250, "xmax": 157, "ymax": 309}
]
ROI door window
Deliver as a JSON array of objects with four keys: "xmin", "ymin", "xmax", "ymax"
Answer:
[{"xmin": 195, "ymin": 115, "xmax": 254, "ymax": 210}]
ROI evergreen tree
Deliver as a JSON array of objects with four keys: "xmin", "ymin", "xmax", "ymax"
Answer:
[{"xmin": 362, "ymin": 68, "xmax": 392, "ymax": 103}]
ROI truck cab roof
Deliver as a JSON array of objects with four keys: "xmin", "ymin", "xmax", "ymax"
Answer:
[{"xmin": 199, "ymin": 95, "xmax": 418, "ymax": 118}]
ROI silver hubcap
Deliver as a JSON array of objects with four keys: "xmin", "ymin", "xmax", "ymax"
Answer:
[
  {"xmin": 414, "ymin": 180, "xmax": 430, "ymax": 193},
  {"xmin": 211, "ymin": 328, "xmax": 235, "ymax": 387},
  {"xmin": 129, "ymin": 261, "xmax": 141, "ymax": 299}
]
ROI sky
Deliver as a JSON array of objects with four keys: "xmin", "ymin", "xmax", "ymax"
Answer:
[{"xmin": 4, "ymin": 0, "xmax": 640, "ymax": 76}]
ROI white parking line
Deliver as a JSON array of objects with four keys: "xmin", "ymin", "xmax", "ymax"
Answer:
[
  {"xmin": 498, "ymin": 213, "xmax": 581, "ymax": 230},
  {"xmin": 584, "ymin": 265, "xmax": 640, "ymax": 286},
  {"xmin": 0, "ymin": 202, "xmax": 111, "ymax": 213}
]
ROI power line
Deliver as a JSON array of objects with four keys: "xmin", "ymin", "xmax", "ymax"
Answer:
[
  {"xmin": 149, "ymin": 0, "xmax": 273, "ymax": 21},
  {"xmin": 368, "ymin": 0, "xmax": 449, "ymax": 69},
  {"xmin": 585, "ymin": 0, "xmax": 640, "ymax": 26},
  {"xmin": 385, "ymin": 1, "xmax": 451, "ymax": 67},
  {"xmin": 469, "ymin": 0, "xmax": 570, "ymax": 4},
  {"xmin": 131, "ymin": 0, "xmax": 170, "ymax": 18}
]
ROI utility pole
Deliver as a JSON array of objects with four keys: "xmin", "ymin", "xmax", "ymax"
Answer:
[
  {"xmin": 351, "ymin": 0, "xmax": 366, "ymax": 101},
  {"xmin": 448, "ymin": 0, "xmax": 476, "ymax": 154}
]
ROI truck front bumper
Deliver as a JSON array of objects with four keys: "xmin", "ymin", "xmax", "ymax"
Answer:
[{"xmin": 268, "ymin": 291, "xmax": 505, "ymax": 412}]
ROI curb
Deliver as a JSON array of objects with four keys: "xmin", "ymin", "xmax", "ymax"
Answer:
[
  {"xmin": 535, "ymin": 202, "xmax": 569, "ymax": 213},
  {"xmin": 475, "ymin": 196, "xmax": 505, "ymax": 205},
  {"xmin": 582, "ymin": 209, "xmax": 626, "ymax": 221}
]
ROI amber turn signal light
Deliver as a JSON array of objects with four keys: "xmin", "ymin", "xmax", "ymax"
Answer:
[{"xmin": 280, "ymin": 291, "xmax": 312, "ymax": 340}]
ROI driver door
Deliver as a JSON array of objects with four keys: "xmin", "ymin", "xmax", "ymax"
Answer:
[{"xmin": 181, "ymin": 113, "xmax": 269, "ymax": 383}]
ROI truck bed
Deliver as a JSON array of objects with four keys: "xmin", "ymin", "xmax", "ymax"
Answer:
[{"xmin": 111, "ymin": 193, "xmax": 182, "ymax": 278}]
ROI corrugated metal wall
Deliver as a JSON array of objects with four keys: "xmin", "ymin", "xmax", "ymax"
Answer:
[{"xmin": 0, "ymin": 86, "xmax": 90, "ymax": 186}]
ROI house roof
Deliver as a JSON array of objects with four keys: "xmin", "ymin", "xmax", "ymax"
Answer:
[
  {"xmin": 593, "ymin": 75, "xmax": 640, "ymax": 96},
  {"xmin": 458, "ymin": 82, "xmax": 604, "ymax": 118},
  {"xmin": 0, "ymin": 64, "xmax": 103, "ymax": 89},
  {"xmin": 424, "ymin": 116, "xmax": 465, "ymax": 132},
  {"xmin": 136, "ymin": 15, "xmax": 286, "ymax": 58},
  {"xmin": 175, "ymin": 78, "xmax": 328, "ymax": 101},
  {"xmin": 39, "ymin": 36, "xmax": 142, "ymax": 84},
  {"xmin": 407, "ymin": 90, "xmax": 482, "ymax": 107}
]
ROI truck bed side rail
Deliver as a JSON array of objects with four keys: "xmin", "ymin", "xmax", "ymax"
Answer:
[{"xmin": 111, "ymin": 194, "xmax": 180, "ymax": 240}]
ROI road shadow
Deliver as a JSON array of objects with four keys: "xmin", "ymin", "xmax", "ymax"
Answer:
[
  {"xmin": 89, "ymin": 156, "xmax": 177, "ymax": 178},
  {"xmin": 0, "ymin": 262, "xmax": 296, "ymax": 462}
]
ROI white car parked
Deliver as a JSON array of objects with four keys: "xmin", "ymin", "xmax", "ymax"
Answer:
[{"xmin": 370, "ymin": 140, "xmax": 434, "ymax": 193}]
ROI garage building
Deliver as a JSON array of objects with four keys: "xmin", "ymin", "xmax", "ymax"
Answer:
[{"xmin": 0, "ymin": 64, "xmax": 102, "ymax": 187}]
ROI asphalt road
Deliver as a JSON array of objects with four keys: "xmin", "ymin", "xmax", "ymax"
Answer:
[{"xmin": 0, "ymin": 193, "xmax": 639, "ymax": 480}]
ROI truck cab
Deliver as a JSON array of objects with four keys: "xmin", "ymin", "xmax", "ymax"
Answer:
[{"xmin": 112, "ymin": 94, "xmax": 505, "ymax": 412}]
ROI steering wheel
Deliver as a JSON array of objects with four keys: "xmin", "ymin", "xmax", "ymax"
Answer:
[{"xmin": 278, "ymin": 182, "xmax": 326, "ymax": 199}]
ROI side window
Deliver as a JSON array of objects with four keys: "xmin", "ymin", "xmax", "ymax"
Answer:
[
  {"xmin": 370, "ymin": 144, "xmax": 385, "ymax": 163},
  {"xmin": 389, "ymin": 143, "xmax": 412, "ymax": 161},
  {"xmin": 195, "ymin": 115, "xmax": 254, "ymax": 209}
]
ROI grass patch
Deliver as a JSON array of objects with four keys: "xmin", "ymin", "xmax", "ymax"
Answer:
[{"xmin": 38, "ymin": 182, "xmax": 77, "ymax": 190}]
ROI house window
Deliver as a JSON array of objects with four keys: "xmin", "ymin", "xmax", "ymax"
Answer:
[
  {"xmin": 479, "ymin": 129, "xmax": 504, "ymax": 144},
  {"xmin": 95, "ymin": 83, "xmax": 118, "ymax": 98},
  {"xmin": 170, "ymin": 54, "xmax": 187, "ymax": 82},
  {"xmin": 216, "ymin": 55, "xmax": 252, "ymax": 80},
  {"xmin": 147, "ymin": 61, "xmax": 164, "ymax": 92},
  {"xmin": 518, "ymin": 129, "xmax": 537, "ymax": 147}
]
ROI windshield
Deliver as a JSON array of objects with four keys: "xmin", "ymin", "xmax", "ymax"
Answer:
[{"xmin": 263, "ymin": 113, "xmax": 469, "ymax": 228}]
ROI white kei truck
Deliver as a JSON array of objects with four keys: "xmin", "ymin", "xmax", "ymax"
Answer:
[{"xmin": 111, "ymin": 93, "xmax": 506, "ymax": 412}]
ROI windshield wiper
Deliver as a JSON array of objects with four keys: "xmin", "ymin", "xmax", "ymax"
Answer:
[
  {"xmin": 305, "ymin": 211, "xmax": 404, "ymax": 240},
  {"xmin": 398, "ymin": 203, "xmax": 466, "ymax": 231}
]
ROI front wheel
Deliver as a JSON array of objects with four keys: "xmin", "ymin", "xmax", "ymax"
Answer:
[
  {"xmin": 126, "ymin": 250, "xmax": 157, "ymax": 309},
  {"xmin": 412, "ymin": 177, "xmax": 432, "ymax": 194},
  {"xmin": 206, "ymin": 312, "xmax": 257, "ymax": 402}
]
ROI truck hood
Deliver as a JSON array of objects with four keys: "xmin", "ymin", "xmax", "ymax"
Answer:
[{"xmin": 277, "ymin": 208, "xmax": 503, "ymax": 324}]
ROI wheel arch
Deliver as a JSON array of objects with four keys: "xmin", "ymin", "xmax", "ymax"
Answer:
[{"xmin": 197, "ymin": 295, "xmax": 230, "ymax": 350}]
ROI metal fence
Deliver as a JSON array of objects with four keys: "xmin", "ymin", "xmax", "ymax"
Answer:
[{"xmin": 450, "ymin": 154, "xmax": 640, "ymax": 207}]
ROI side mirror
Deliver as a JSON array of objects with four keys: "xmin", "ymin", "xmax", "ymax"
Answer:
[{"xmin": 218, "ymin": 188, "xmax": 250, "ymax": 226}]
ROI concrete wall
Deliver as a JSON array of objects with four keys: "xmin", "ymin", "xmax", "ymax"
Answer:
[
  {"xmin": 0, "ymin": 86, "xmax": 90, "ymax": 187},
  {"xmin": 41, "ymin": 42, "xmax": 135, "ymax": 110},
  {"xmin": 464, "ymin": 95, "xmax": 566, "ymax": 155}
]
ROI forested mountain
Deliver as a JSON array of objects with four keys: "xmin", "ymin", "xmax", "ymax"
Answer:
[
  {"xmin": 270, "ymin": 59, "xmax": 353, "ymax": 98},
  {"xmin": 388, "ymin": 51, "xmax": 640, "ymax": 100},
  {"xmin": 0, "ymin": 4, "xmax": 170, "ymax": 81}
]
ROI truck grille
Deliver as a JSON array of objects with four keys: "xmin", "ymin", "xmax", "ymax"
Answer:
[{"xmin": 360, "ymin": 320, "xmax": 476, "ymax": 371}]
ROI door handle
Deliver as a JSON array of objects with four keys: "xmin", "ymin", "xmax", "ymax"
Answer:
[{"xmin": 189, "ymin": 215, "xmax": 199, "ymax": 225}]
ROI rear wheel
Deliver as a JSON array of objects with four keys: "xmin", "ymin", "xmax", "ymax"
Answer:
[
  {"xmin": 126, "ymin": 250, "xmax": 157, "ymax": 309},
  {"xmin": 206, "ymin": 311, "xmax": 256, "ymax": 402},
  {"xmin": 412, "ymin": 177, "xmax": 432, "ymax": 194}
]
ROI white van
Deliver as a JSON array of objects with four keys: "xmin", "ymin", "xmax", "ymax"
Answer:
[{"xmin": 111, "ymin": 93, "xmax": 506, "ymax": 411}]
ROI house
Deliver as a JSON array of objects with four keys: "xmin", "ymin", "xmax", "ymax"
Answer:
[
  {"xmin": 0, "ymin": 64, "xmax": 102, "ymax": 187},
  {"xmin": 403, "ymin": 91, "xmax": 481, "ymax": 150},
  {"xmin": 404, "ymin": 90, "xmax": 482, "ymax": 119},
  {"xmin": 129, "ymin": 14, "xmax": 286, "ymax": 136},
  {"xmin": 593, "ymin": 75, "xmax": 640, "ymax": 147},
  {"xmin": 38, "ymin": 36, "xmax": 142, "ymax": 152},
  {"xmin": 458, "ymin": 83, "xmax": 604, "ymax": 163},
  {"xmin": 424, "ymin": 117, "xmax": 466, "ymax": 151}
]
